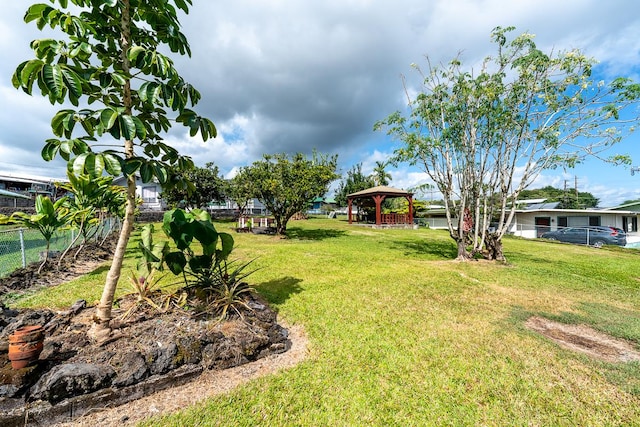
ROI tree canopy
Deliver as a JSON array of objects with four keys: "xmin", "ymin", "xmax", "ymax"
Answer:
[
  {"xmin": 13, "ymin": 0, "xmax": 216, "ymax": 337},
  {"xmin": 376, "ymin": 26, "xmax": 640, "ymax": 261},
  {"xmin": 518, "ymin": 186, "xmax": 599, "ymax": 209},
  {"xmin": 334, "ymin": 163, "xmax": 375, "ymax": 207},
  {"xmin": 241, "ymin": 152, "xmax": 338, "ymax": 235},
  {"xmin": 161, "ymin": 162, "xmax": 226, "ymax": 209}
]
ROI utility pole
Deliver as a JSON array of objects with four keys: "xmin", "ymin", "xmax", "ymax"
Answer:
[{"xmin": 575, "ymin": 176, "xmax": 579, "ymax": 208}]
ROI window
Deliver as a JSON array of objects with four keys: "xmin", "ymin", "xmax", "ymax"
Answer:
[
  {"xmin": 141, "ymin": 186, "xmax": 157, "ymax": 203},
  {"xmin": 557, "ymin": 216, "xmax": 568, "ymax": 228},
  {"xmin": 589, "ymin": 216, "xmax": 601, "ymax": 226}
]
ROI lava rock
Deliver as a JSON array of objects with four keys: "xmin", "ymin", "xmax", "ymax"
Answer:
[{"xmin": 30, "ymin": 363, "xmax": 116, "ymax": 403}]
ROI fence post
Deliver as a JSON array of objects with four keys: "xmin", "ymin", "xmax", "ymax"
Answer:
[{"xmin": 19, "ymin": 228, "xmax": 26, "ymax": 268}]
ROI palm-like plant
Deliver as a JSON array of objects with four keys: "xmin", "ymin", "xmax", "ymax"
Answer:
[
  {"xmin": 372, "ymin": 161, "xmax": 392, "ymax": 186},
  {"xmin": 0, "ymin": 195, "xmax": 72, "ymax": 273}
]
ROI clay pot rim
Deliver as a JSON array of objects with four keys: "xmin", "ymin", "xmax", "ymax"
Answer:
[{"xmin": 13, "ymin": 325, "xmax": 44, "ymax": 334}]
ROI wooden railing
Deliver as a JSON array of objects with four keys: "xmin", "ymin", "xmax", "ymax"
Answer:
[{"xmin": 380, "ymin": 213, "xmax": 411, "ymax": 224}]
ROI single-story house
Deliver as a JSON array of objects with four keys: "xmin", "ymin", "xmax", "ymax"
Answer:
[
  {"xmin": 208, "ymin": 198, "xmax": 268, "ymax": 215},
  {"xmin": 113, "ymin": 175, "xmax": 166, "ymax": 211},
  {"xmin": 0, "ymin": 173, "xmax": 63, "ymax": 208},
  {"xmin": 419, "ymin": 198, "xmax": 640, "ymax": 242},
  {"xmin": 511, "ymin": 207, "xmax": 639, "ymax": 238},
  {"xmin": 308, "ymin": 197, "xmax": 337, "ymax": 215}
]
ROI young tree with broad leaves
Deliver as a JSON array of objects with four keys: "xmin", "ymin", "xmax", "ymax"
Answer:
[
  {"xmin": 376, "ymin": 26, "xmax": 640, "ymax": 261},
  {"xmin": 12, "ymin": 0, "xmax": 216, "ymax": 339},
  {"xmin": 241, "ymin": 152, "xmax": 338, "ymax": 235}
]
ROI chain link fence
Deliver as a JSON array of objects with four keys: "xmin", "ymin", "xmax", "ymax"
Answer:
[{"xmin": 0, "ymin": 217, "xmax": 120, "ymax": 278}]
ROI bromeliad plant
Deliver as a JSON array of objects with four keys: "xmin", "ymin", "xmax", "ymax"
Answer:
[
  {"xmin": 162, "ymin": 208, "xmax": 257, "ymax": 319},
  {"xmin": 121, "ymin": 223, "xmax": 186, "ymax": 319}
]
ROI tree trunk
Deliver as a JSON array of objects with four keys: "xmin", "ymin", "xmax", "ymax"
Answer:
[
  {"xmin": 483, "ymin": 233, "xmax": 506, "ymax": 262},
  {"xmin": 276, "ymin": 217, "xmax": 288, "ymax": 236},
  {"xmin": 455, "ymin": 238, "xmax": 471, "ymax": 260},
  {"xmin": 90, "ymin": 0, "xmax": 133, "ymax": 340}
]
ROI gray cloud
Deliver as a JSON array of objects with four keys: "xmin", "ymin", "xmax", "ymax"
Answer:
[{"xmin": 1, "ymin": 0, "xmax": 639, "ymax": 204}]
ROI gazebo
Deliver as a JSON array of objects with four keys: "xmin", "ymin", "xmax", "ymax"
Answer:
[{"xmin": 347, "ymin": 186, "xmax": 414, "ymax": 227}]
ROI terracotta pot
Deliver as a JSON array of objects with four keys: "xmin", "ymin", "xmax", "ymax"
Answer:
[{"xmin": 8, "ymin": 325, "xmax": 45, "ymax": 369}]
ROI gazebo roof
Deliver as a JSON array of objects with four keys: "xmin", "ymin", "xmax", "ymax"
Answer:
[{"xmin": 347, "ymin": 185, "xmax": 412, "ymax": 199}]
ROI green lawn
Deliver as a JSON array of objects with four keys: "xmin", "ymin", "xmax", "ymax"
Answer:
[{"xmin": 12, "ymin": 218, "xmax": 640, "ymax": 426}]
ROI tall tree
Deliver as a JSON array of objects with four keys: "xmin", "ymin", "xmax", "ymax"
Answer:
[
  {"xmin": 161, "ymin": 162, "xmax": 225, "ymax": 209},
  {"xmin": 371, "ymin": 161, "xmax": 392, "ymax": 186},
  {"xmin": 376, "ymin": 26, "xmax": 640, "ymax": 261},
  {"xmin": 225, "ymin": 169, "xmax": 255, "ymax": 218},
  {"xmin": 334, "ymin": 163, "xmax": 375, "ymax": 207},
  {"xmin": 242, "ymin": 152, "xmax": 338, "ymax": 235},
  {"xmin": 13, "ymin": 0, "xmax": 216, "ymax": 339}
]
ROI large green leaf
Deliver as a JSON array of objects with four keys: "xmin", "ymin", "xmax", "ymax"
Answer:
[
  {"xmin": 42, "ymin": 139, "xmax": 60, "ymax": 161},
  {"xmin": 218, "ymin": 232, "xmax": 234, "ymax": 260},
  {"xmin": 61, "ymin": 67, "xmax": 82, "ymax": 99},
  {"xmin": 42, "ymin": 64, "xmax": 65, "ymax": 100},
  {"xmin": 165, "ymin": 251, "xmax": 187, "ymax": 275},
  {"xmin": 119, "ymin": 115, "xmax": 136, "ymax": 140},
  {"xmin": 102, "ymin": 152, "xmax": 123, "ymax": 176},
  {"xmin": 100, "ymin": 108, "xmax": 118, "ymax": 130}
]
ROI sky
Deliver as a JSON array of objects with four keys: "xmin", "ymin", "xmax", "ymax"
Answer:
[{"xmin": 1, "ymin": 0, "xmax": 640, "ymax": 207}]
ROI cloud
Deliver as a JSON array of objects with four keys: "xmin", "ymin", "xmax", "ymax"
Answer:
[{"xmin": 1, "ymin": 0, "xmax": 639, "ymax": 206}]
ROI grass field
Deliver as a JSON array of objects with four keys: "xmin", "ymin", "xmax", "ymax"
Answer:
[{"xmin": 11, "ymin": 217, "xmax": 640, "ymax": 426}]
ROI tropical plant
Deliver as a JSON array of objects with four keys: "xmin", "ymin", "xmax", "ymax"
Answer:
[
  {"xmin": 12, "ymin": 0, "xmax": 217, "ymax": 338},
  {"xmin": 206, "ymin": 261, "xmax": 256, "ymax": 320},
  {"xmin": 241, "ymin": 152, "xmax": 339, "ymax": 235},
  {"xmin": 161, "ymin": 209, "xmax": 258, "ymax": 319},
  {"xmin": 56, "ymin": 172, "xmax": 125, "ymax": 264},
  {"xmin": 162, "ymin": 208, "xmax": 234, "ymax": 291},
  {"xmin": 120, "ymin": 223, "xmax": 183, "ymax": 319},
  {"xmin": 376, "ymin": 26, "xmax": 640, "ymax": 261},
  {"xmin": 0, "ymin": 195, "xmax": 71, "ymax": 273},
  {"xmin": 371, "ymin": 160, "xmax": 392, "ymax": 186}
]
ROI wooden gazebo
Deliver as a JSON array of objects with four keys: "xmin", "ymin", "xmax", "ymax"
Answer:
[{"xmin": 347, "ymin": 186, "xmax": 414, "ymax": 226}]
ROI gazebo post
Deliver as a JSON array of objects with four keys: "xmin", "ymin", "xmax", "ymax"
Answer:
[
  {"xmin": 406, "ymin": 195, "xmax": 414, "ymax": 225},
  {"xmin": 347, "ymin": 198, "xmax": 353, "ymax": 224},
  {"xmin": 373, "ymin": 195, "xmax": 385, "ymax": 225}
]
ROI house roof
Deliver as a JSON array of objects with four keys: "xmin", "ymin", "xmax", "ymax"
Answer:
[
  {"xmin": 347, "ymin": 185, "xmax": 412, "ymax": 198},
  {"xmin": 0, "ymin": 173, "xmax": 62, "ymax": 185},
  {"xmin": 520, "ymin": 202, "xmax": 560, "ymax": 210},
  {"xmin": 515, "ymin": 207, "xmax": 639, "ymax": 215},
  {"xmin": 607, "ymin": 201, "xmax": 640, "ymax": 210}
]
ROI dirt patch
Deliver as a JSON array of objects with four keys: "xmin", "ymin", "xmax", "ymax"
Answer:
[{"xmin": 525, "ymin": 316, "xmax": 640, "ymax": 363}]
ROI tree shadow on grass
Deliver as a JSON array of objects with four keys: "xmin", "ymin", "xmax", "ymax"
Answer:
[
  {"xmin": 256, "ymin": 276, "xmax": 303, "ymax": 306},
  {"xmin": 85, "ymin": 265, "xmax": 111, "ymax": 277},
  {"xmin": 391, "ymin": 239, "xmax": 458, "ymax": 260},
  {"xmin": 285, "ymin": 227, "xmax": 346, "ymax": 241}
]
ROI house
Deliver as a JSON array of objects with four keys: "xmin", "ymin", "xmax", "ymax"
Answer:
[
  {"xmin": 511, "ymin": 199, "xmax": 640, "ymax": 238},
  {"xmin": 308, "ymin": 197, "xmax": 337, "ymax": 215},
  {"xmin": 113, "ymin": 175, "xmax": 166, "ymax": 211},
  {"xmin": 207, "ymin": 198, "xmax": 268, "ymax": 215},
  {"xmin": 418, "ymin": 198, "xmax": 640, "ymax": 243},
  {"xmin": 0, "ymin": 173, "xmax": 63, "ymax": 208}
]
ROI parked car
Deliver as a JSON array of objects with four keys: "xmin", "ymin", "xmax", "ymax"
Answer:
[{"xmin": 540, "ymin": 226, "xmax": 627, "ymax": 247}]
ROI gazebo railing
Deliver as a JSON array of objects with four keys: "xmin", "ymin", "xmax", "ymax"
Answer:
[{"xmin": 381, "ymin": 213, "xmax": 411, "ymax": 224}]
